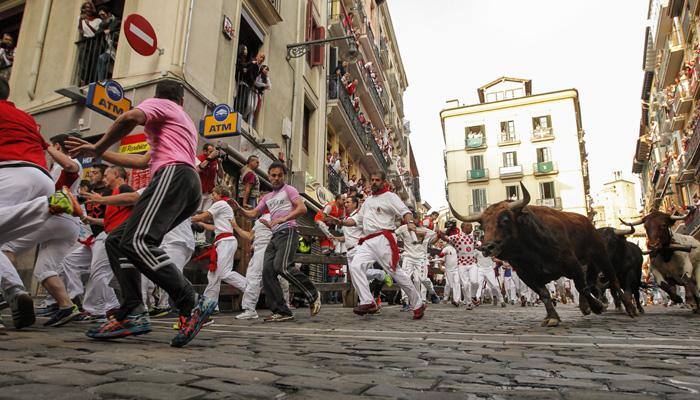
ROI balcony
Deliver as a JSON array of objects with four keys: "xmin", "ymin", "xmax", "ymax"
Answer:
[
  {"xmin": 347, "ymin": 62, "xmax": 386, "ymax": 130},
  {"xmin": 327, "ymin": 166, "xmax": 348, "ymax": 196},
  {"xmin": 466, "ymin": 135, "xmax": 487, "ymax": 151},
  {"xmin": 679, "ymin": 209, "xmax": 700, "ymax": 236},
  {"xmin": 498, "ymin": 132, "xmax": 520, "ymax": 146},
  {"xmin": 249, "ymin": 0, "xmax": 283, "ymax": 26},
  {"xmin": 388, "ymin": 74, "xmax": 403, "ymax": 116},
  {"xmin": 531, "ymin": 127, "xmax": 554, "ymax": 142},
  {"xmin": 467, "ymin": 169, "xmax": 489, "ymax": 183},
  {"xmin": 678, "ymin": 121, "xmax": 700, "ymax": 182},
  {"xmin": 364, "ymin": 69, "xmax": 386, "ymax": 115},
  {"xmin": 536, "ymin": 197, "xmax": 562, "ymax": 210},
  {"xmin": 533, "ymin": 161, "xmax": 558, "ymax": 176},
  {"xmin": 671, "ymin": 114, "xmax": 687, "ymax": 131},
  {"xmin": 499, "ymin": 165, "xmax": 523, "ymax": 179},
  {"xmin": 73, "ymin": 31, "xmax": 119, "ymax": 87},
  {"xmin": 672, "ymin": 80, "xmax": 693, "ymax": 117},
  {"xmin": 379, "ymin": 38, "xmax": 390, "ymax": 69},
  {"xmin": 658, "ymin": 30, "xmax": 685, "ymax": 88},
  {"xmin": 469, "ymin": 204, "xmax": 490, "ymax": 215}
]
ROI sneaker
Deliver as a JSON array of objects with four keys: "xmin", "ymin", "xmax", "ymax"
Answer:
[
  {"xmin": 36, "ymin": 303, "xmax": 59, "ymax": 317},
  {"xmin": 413, "ymin": 304, "xmax": 427, "ymax": 320},
  {"xmin": 0, "ymin": 316, "xmax": 5, "ymax": 334},
  {"xmin": 451, "ymin": 300, "xmax": 460, "ymax": 307},
  {"xmin": 86, "ymin": 312, "xmax": 152, "ymax": 339},
  {"xmin": 400, "ymin": 303, "xmax": 411, "ymax": 312},
  {"xmin": 383, "ymin": 272, "xmax": 394, "ymax": 288},
  {"xmin": 430, "ymin": 294, "xmax": 441, "ymax": 304},
  {"xmin": 47, "ymin": 187, "xmax": 82, "ymax": 217},
  {"xmin": 263, "ymin": 313, "xmax": 294, "ymax": 322},
  {"xmin": 465, "ymin": 303, "xmax": 474, "ymax": 310},
  {"xmin": 10, "ymin": 292, "xmax": 35, "ymax": 329},
  {"xmin": 376, "ymin": 297, "xmax": 382, "ymax": 307},
  {"xmin": 472, "ymin": 298, "xmax": 481, "ymax": 307},
  {"xmin": 501, "ymin": 301, "xmax": 507, "ymax": 308},
  {"xmin": 148, "ymin": 307, "xmax": 171, "ymax": 318},
  {"xmin": 310, "ymin": 291, "xmax": 321, "ymax": 316},
  {"xmin": 235, "ymin": 309, "xmax": 259, "ymax": 320},
  {"xmin": 74, "ymin": 311, "xmax": 106, "ymax": 323},
  {"xmin": 170, "ymin": 296, "xmax": 218, "ymax": 348},
  {"xmin": 353, "ymin": 303, "xmax": 380, "ymax": 316},
  {"xmin": 44, "ymin": 304, "xmax": 80, "ymax": 327},
  {"xmin": 172, "ymin": 315, "xmax": 187, "ymax": 330}
]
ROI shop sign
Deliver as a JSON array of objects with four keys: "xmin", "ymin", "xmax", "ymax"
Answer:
[{"xmin": 86, "ymin": 80, "xmax": 132, "ymax": 120}]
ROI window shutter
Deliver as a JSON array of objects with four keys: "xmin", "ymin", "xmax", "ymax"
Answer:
[
  {"xmin": 311, "ymin": 26, "xmax": 326, "ymax": 66},
  {"xmin": 306, "ymin": 0, "xmax": 314, "ymax": 41}
]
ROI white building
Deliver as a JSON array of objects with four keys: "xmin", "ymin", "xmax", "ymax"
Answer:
[
  {"xmin": 593, "ymin": 171, "xmax": 640, "ymax": 229},
  {"xmin": 440, "ymin": 77, "xmax": 591, "ymax": 217}
]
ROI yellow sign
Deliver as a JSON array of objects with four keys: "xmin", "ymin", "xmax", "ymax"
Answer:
[
  {"xmin": 86, "ymin": 81, "xmax": 133, "ymax": 120},
  {"xmin": 199, "ymin": 104, "xmax": 240, "ymax": 138},
  {"xmin": 118, "ymin": 133, "xmax": 150, "ymax": 154}
]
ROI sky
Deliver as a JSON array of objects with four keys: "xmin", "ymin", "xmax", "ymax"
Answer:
[{"xmin": 388, "ymin": 0, "xmax": 649, "ymax": 211}]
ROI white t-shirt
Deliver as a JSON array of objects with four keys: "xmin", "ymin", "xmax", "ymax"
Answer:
[
  {"xmin": 252, "ymin": 214, "xmax": 273, "ymax": 251},
  {"xmin": 207, "ymin": 199, "xmax": 234, "ymax": 237},
  {"xmin": 396, "ymin": 225, "xmax": 434, "ymax": 264},
  {"xmin": 50, "ymin": 158, "xmax": 83, "ymax": 195},
  {"xmin": 350, "ymin": 191, "xmax": 410, "ymax": 235},
  {"xmin": 163, "ymin": 219, "xmax": 195, "ymax": 251},
  {"xmin": 476, "ymin": 251, "xmax": 495, "ymax": 270},
  {"xmin": 440, "ymin": 245, "xmax": 458, "ymax": 272},
  {"xmin": 342, "ymin": 209, "xmax": 363, "ymax": 249}
]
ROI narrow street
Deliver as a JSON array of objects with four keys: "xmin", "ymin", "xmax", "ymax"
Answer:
[{"xmin": 2, "ymin": 304, "xmax": 699, "ymax": 399}]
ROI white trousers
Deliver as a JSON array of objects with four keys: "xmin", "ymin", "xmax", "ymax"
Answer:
[
  {"xmin": 58, "ymin": 243, "xmax": 93, "ymax": 299},
  {"xmin": 444, "ymin": 267, "xmax": 461, "ymax": 303},
  {"xmin": 457, "ymin": 265, "xmax": 478, "ymax": 301},
  {"xmin": 204, "ymin": 238, "xmax": 247, "ymax": 301},
  {"xmin": 401, "ymin": 260, "xmax": 427, "ymax": 302},
  {"xmin": 476, "ymin": 267, "xmax": 503, "ymax": 302},
  {"xmin": 241, "ymin": 244, "xmax": 267, "ymax": 311},
  {"xmin": 504, "ymin": 276, "xmax": 517, "ymax": 301},
  {"xmin": 82, "ymin": 233, "xmax": 120, "ymax": 315},
  {"xmin": 141, "ymin": 242, "xmax": 194, "ymax": 308},
  {"xmin": 348, "ymin": 235, "xmax": 423, "ymax": 308},
  {"xmin": 0, "ymin": 167, "xmax": 56, "ymax": 294}
]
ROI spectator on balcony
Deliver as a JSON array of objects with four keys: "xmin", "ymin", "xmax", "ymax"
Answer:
[
  {"xmin": 78, "ymin": 2, "xmax": 102, "ymax": 38},
  {"xmin": 0, "ymin": 33, "xmax": 14, "ymax": 80},
  {"xmin": 252, "ymin": 65, "xmax": 271, "ymax": 122},
  {"xmin": 335, "ymin": 60, "xmax": 348, "ymax": 78},
  {"xmin": 341, "ymin": 72, "xmax": 350, "ymax": 87},
  {"xmin": 77, "ymin": 1, "xmax": 102, "ymax": 85},
  {"xmin": 348, "ymin": 174, "xmax": 357, "ymax": 188},
  {"xmin": 332, "ymin": 152, "xmax": 341, "ymax": 173},
  {"xmin": 96, "ymin": 7, "xmax": 120, "ymax": 82},
  {"xmin": 196, "ymin": 144, "xmax": 224, "ymax": 210},
  {"xmin": 238, "ymin": 155, "xmax": 261, "ymax": 209},
  {"xmin": 236, "ymin": 45, "xmax": 249, "ymax": 82},
  {"xmin": 347, "ymin": 78, "xmax": 359, "ymax": 96},
  {"xmin": 241, "ymin": 53, "xmax": 265, "ymax": 125}
]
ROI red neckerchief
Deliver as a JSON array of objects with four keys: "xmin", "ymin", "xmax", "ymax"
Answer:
[
  {"xmin": 372, "ymin": 184, "xmax": 391, "ymax": 196},
  {"xmin": 194, "ymin": 232, "xmax": 234, "ymax": 272}
]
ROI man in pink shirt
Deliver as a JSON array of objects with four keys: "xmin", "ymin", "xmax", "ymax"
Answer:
[{"xmin": 68, "ymin": 80, "xmax": 215, "ymax": 347}]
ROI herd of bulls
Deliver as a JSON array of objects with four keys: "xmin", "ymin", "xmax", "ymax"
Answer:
[{"xmin": 450, "ymin": 182, "xmax": 700, "ymax": 327}]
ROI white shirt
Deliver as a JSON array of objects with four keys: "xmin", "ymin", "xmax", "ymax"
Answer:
[
  {"xmin": 441, "ymin": 245, "xmax": 458, "ymax": 272},
  {"xmin": 163, "ymin": 219, "xmax": 195, "ymax": 251},
  {"xmin": 476, "ymin": 251, "xmax": 495, "ymax": 270},
  {"xmin": 350, "ymin": 191, "xmax": 410, "ymax": 235},
  {"xmin": 50, "ymin": 158, "xmax": 83, "ymax": 195},
  {"xmin": 396, "ymin": 225, "xmax": 434, "ymax": 264},
  {"xmin": 342, "ymin": 209, "xmax": 363, "ymax": 249},
  {"xmin": 252, "ymin": 214, "xmax": 273, "ymax": 251},
  {"xmin": 207, "ymin": 199, "xmax": 234, "ymax": 237}
]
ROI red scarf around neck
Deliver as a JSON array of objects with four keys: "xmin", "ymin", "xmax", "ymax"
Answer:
[{"xmin": 372, "ymin": 184, "xmax": 391, "ymax": 196}]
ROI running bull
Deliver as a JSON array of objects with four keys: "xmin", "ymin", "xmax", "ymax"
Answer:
[
  {"xmin": 596, "ymin": 226, "xmax": 644, "ymax": 314},
  {"xmin": 620, "ymin": 211, "xmax": 700, "ymax": 312},
  {"xmin": 450, "ymin": 183, "xmax": 636, "ymax": 326}
]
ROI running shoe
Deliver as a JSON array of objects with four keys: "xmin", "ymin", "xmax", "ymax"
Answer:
[
  {"xmin": 47, "ymin": 188, "xmax": 82, "ymax": 217},
  {"xmin": 430, "ymin": 294, "xmax": 441, "ymax": 304},
  {"xmin": 465, "ymin": 303, "xmax": 474, "ymax": 310},
  {"xmin": 9, "ymin": 291, "xmax": 35, "ymax": 329},
  {"xmin": 310, "ymin": 291, "xmax": 321, "ymax": 316},
  {"xmin": 0, "ymin": 316, "xmax": 5, "ymax": 334},
  {"xmin": 36, "ymin": 303, "xmax": 59, "ymax": 317},
  {"xmin": 86, "ymin": 312, "xmax": 152, "ymax": 339},
  {"xmin": 263, "ymin": 313, "xmax": 294, "ymax": 322},
  {"xmin": 44, "ymin": 304, "xmax": 80, "ymax": 327},
  {"xmin": 353, "ymin": 303, "xmax": 379, "ymax": 316},
  {"xmin": 383, "ymin": 272, "xmax": 393, "ymax": 288},
  {"xmin": 376, "ymin": 297, "xmax": 382, "ymax": 307},
  {"xmin": 235, "ymin": 309, "xmax": 259, "ymax": 320},
  {"xmin": 148, "ymin": 307, "xmax": 172, "ymax": 318},
  {"xmin": 170, "ymin": 296, "xmax": 217, "ymax": 348},
  {"xmin": 172, "ymin": 315, "xmax": 187, "ymax": 330},
  {"xmin": 74, "ymin": 311, "xmax": 106, "ymax": 323},
  {"xmin": 400, "ymin": 303, "xmax": 411, "ymax": 312},
  {"xmin": 500, "ymin": 301, "xmax": 507, "ymax": 308},
  {"xmin": 412, "ymin": 304, "xmax": 426, "ymax": 320}
]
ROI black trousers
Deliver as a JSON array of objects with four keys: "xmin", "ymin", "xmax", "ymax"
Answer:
[
  {"xmin": 105, "ymin": 164, "xmax": 201, "ymax": 319},
  {"xmin": 262, "ymin": 228, "xmax": 317, "ymax": 315}
]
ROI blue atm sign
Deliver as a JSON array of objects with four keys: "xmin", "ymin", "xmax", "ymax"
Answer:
[
  {"xmin": 199, "ymin": 104, "xmax": 240, "ymax": 139},
  {"xmin": 86, "ymin": 80, "xmax": 132, "ymax": 120}
]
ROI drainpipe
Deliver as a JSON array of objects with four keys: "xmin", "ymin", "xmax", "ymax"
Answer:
[
  {"xmin": 27, "ymin": 0, "xmax": 53, "ymax": 100},
  {"xmin": 182, "ymin": 0, "xmax": 195, "ymax": 78}
]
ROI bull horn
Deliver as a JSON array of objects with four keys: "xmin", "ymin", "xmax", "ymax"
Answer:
[
  {"xmin": 613, "ymin": 225, "xmax": 635, "ymax": 236},
  {"xmin": 508, "ymin": 182, "xmax": 531, "ymax": 212},
  {"xmin": 619, "ymin": 216, "xmax": 644, "ymax": 226},
  {"xmin": 448, "ymin": 201, "xmax": 482, "ymax": 223},
  {"xmin": 670, "ymin": 212, "xmax": 689, "ymax": 221},
  {"xmin": 668, "ymin": 243, "xmax": 694, "ymax": 252}
]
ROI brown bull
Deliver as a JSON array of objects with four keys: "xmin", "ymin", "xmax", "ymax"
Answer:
[{"xmin": 450, "ymin": 183, "xmax": 636, "ymax": 326}]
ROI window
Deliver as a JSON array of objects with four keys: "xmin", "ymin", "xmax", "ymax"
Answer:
[
  {"xmin": 302, "ymin": 104, "xmax": 312, "ymax": 153},
  {"xmin": 465, "ymin": 125, "xmax": 486, "ymax": 148},
  {"xmin": 536, "ymin": 147, "xmax": 552, "ymax": 163},
  {"xmin": 540, "ymin": 182, "xmax": 556, "ymax": 199},
  {"xmin": 506, "ymin": 185, "xmax": 520, "ymax": 200},
  {"xmin": 306, "ymin": 0, "xmax": 325, "ymax": 67},
  {"xmin": 533, "ymin": 115, "xmax": 552, "ymax": 130},
  {"xmin": 503, "ymin": 151, "xmax": 518, "ymax": 167},
  {"xmin": 471, "ymin": 155, "xmax": 484, "ymax": 170},
  {"xmin": 0, "ymin": 2, "xmax": 23, "ymax": 81},
  {"xmin": 74, "ymin": 0, "xmax": 126, "ymax": 86},
  {"xmin": 234, "ymin": 8, "xmax": 265, "ymax": 123},
  {"xmin": 500, "ymin": 120, "xmax": 516, "ymax": 142},
  {"xmin": 472, "ymin": 188, "xmax": 487, "ymax": 207}
]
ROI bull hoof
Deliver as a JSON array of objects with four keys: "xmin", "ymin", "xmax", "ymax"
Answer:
[
  {"xmin": 671, "ymin": 295, "xmax": 684, "ymax": 304},
  {"xmin": 579, "ymin": 304, "xmax": 591, "ymax": 316},
  {"xmin": 637, "ymin": 306, "xmax": 645, "ymax": 314},
  {"xmin": 540, "ymin": 318, "xmax": 561, "ymax": 327},
  {"xmin": 588, "ymin": 297, "xmax": 605, "ymax": 315}
]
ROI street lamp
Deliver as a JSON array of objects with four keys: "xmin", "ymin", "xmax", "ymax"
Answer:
[{"xmin": 286, "ymin": 34, "xmax": 358, "ymax": 61}]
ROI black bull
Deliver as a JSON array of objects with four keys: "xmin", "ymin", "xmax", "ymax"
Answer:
[
  {"xmin": 449, "ymin": 183, "xmax": 637, "ymax": 326},
  {"xmin": 596, "ymin": 227, "xmax": 645, "ymax": 314}
]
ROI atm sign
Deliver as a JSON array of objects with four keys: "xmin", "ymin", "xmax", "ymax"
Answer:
[
  {"xmin": 199, "ymin": 104, "xmax": 240, "ymax": 138},
  {"xmin": 86, "ymin": 80, "xmax": 133, "ymax": 120}
]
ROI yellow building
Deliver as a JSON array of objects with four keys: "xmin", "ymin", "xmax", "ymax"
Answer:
[
  {"xmin": 592, "ymin": 171, "xmax": 640, "ymax": 229},
  {"xmin": 440, "ymin": 77, "xmax": 591, "ymax": 218}
]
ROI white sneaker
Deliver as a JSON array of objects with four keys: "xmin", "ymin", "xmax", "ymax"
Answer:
[{"xmin": 235, "ymin": 309, "xmax": 259, "ymax": 320}]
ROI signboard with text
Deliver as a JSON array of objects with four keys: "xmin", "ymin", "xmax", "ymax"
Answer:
[
  {"xmin": 86, "ymin": 80, "xmax": 132, "ymax": 120},
  {"xmin": 118, "ymin": 133, "xmax": 151, "ymax": 190},
  {"xmin": 199, "ymin": 104, "xmax": 240, "ymax": 139}
]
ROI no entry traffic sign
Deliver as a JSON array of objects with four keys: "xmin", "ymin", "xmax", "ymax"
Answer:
[{"xmin": 124, "ymin": 14, "xmax": 158, "ymax": 56}]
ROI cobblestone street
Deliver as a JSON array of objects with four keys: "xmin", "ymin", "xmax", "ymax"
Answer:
[{"xmin": 1, "ymin": 303, "xmax": 700, "ymax": 399}]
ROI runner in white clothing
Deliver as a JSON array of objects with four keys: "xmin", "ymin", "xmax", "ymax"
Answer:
[
  {"xmin": 439, "ymin": 221, "xmax": 480, "ymax": 310},
  {"xmin": 333, "ymin": 172, "xmax": 426, "ymax": 319},
  {"xmin": 439, "ymin": 244, "xmax": 460, "ymax": 306},
  {"xmin": 395, "ymin": 219, "xmax": 439, "ymax": 306},
  {"xmin": 475, "ymin": 252, "xmax": 506, "ymax": 307}
]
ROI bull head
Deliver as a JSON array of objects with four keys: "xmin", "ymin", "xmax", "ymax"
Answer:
[{"xmin": 449, "ymin": 182, "xmax": 530, "ymax": 224}]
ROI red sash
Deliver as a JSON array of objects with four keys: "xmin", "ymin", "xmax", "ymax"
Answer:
[
  {"xmin": 194, "ymin": 232, "xmax": 234, "ymax": 272},
  {"xmin": 78, "ymin": 235, "xmax": 96, "ymax": 248},
  {"xmin": 359, "ymin": 230, "xmax": 399, "ymax": 271}
]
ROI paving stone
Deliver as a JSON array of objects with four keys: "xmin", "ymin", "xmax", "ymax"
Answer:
[
  {"xmin": 0, "ymin": 383, "xmax": 100, "ymax": 400},
  {"xmin": 608, "ymin": 380, "xmax": 687, "ymax": 393},
  {"xmin": 559, "ymin": 370, "xmax": 659, "ymax": 381},
  {"xmin": 286, "ymin": 390, "xmax": 394, "ymax": 400},
  {"xmin": 561, "ymin": 390, "xmax": 658, "ymax": 400},
  {"xmin": 0, "ymin": 374, "xmax": 25, "ymax": 386},
  {"xmin": 195, "ymin": 367, "xmax": 279, "ymax": 384},
  {"xmin": 365, "ymin": 383, "xmax": 484, "ymax": 399},
  {"xmin": 261, "ymin": 364, "xmax": 339, "ymax": 379},
  {"xmin": 513, "ymin": 375, "xmax": 606, "ymax": 389},
  {"xmin": 90, "ymin": 381, "xmax": 205, "ymax": 400},
  {"xmin": 187, "ymin": 379, "xmax": 284, "ymax": 398},
  {"xmin": 336, "ymin": 374, "xmax": 436, "ymax": 390},
  {"xmin": 276, "ymin": 375, "xmax": 369, "ymax": 394},
  {"xmin": 17, "ymin": 368, "xmax": 115, "ymax": 386},
  {"xmin": 59, "ymin": 361, "xmax": 128, "ymax": 374},
  {"xmin": 107, "ymin": 367, "xmax": 199, "ymax": 383},
  {"xmin": 0, "ymin": 361, "xmax": 35, "ymax": 373}
]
